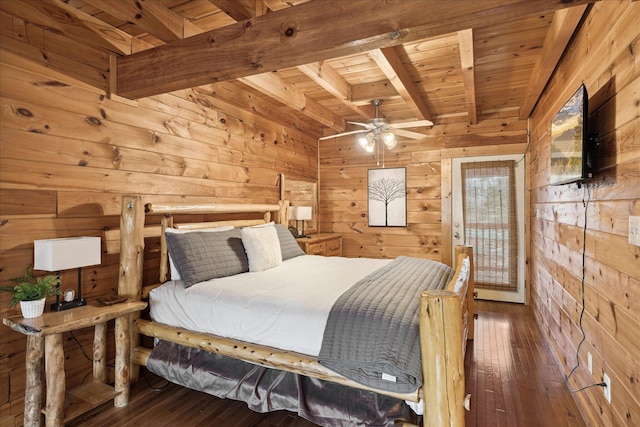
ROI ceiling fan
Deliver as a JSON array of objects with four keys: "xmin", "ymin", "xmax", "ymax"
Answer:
[{"xmin": 318, "ymin": 99, "xmax": 433, "ymax": 152}]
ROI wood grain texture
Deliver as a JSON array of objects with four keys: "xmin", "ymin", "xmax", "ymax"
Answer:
[{"xmin": 116, "ymin": 0, "xmax": 595, "ymax": 98}]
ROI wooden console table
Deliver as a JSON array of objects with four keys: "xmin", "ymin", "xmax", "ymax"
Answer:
[{"xmin": 3, "ymin": 301, "xmax": 147, "ymax": 427}]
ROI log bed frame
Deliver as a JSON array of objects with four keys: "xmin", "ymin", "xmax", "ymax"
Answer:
[{"xmin": 112, "ymin": 195, "xmax": 474, "ymax": 427}]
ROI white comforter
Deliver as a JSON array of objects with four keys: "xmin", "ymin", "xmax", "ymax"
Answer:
[{"xmin": 150, "ymin": 255, "xmax": 391, "ymax": 357}]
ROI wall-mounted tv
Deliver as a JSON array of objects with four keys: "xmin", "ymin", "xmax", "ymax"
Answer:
[{"xmin": 549, "ymin": 84, "xmax": 592, "ymax": 186}]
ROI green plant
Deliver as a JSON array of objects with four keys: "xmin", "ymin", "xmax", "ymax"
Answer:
[{"xmin": 0, "ymin": 267, "xmax": 61, "ymax": 306}]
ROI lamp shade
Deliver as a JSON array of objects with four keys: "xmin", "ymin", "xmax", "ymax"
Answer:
[
  {"xmin": 289, "ymin": 206, "xmax": 312, "ymax": 221},
  {"xmin": 34, "ymin": 237, "xmax": 101, "ymax": 271}
]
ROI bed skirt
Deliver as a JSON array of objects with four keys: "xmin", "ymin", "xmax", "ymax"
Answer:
[{"xmin": 147, "ymin": 340, "xmax": 419, "ymax": 427}]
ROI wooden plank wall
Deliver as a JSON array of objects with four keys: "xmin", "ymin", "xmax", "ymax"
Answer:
[
  {"xmin": 0, "ymin": 49, "xmax": 319, "ymax": 425},
  {"xmin": 527, "ymin": 1, "xmax": 640, "ymax": 425}
]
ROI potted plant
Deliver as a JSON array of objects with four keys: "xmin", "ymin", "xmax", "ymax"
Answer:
[{"xmin": 0, "ymin": 267, "xmax": 61, "ymax": 318}]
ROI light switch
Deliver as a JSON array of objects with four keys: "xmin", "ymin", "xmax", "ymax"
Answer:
[{"xmin": 629, "ymin": 216, "xmax": 640, "ymax": 247}]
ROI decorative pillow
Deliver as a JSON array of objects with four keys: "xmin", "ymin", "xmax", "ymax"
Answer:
[
  {"xmin": 274, "ymin": 223, "xmax": 305, "ymax": 260},
  {"xmin": 165, "ymin": 228, "xmax": 248, "ymax": 288},
  {"xmin": 166, "ymin": 226, "xmax": 234, "ymax": 280},
  {"xmin": 241, "ymin": 224, "xmax": 283, "ymax": 272}
]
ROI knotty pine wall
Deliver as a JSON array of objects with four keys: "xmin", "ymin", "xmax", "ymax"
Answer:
[
  {"xmin": 527, "ymin": 1, "xmax": 639, "ymax": 425},
  {"xmin": 0, "ymin": 50, "xmax": 319, "ymax": 424}
]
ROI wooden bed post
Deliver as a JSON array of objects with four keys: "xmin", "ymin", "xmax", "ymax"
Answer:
[
  {"xmin": 159, "ymin": 215, "xmax": 173, "ymax": 283},
  {"xmin": 278, "ymin": 199, "xmax": 289, "ymax": 224},
  {"xmin": 420, "ymin": 289, "xmax": 466, "ymax": 427},
  {"xmin": 420, "ymin": 247, "xmax": 472, "ymax": 427},
  {"xmin": 117, "ymin": 196, "xmax": 145, "ymax": 388},
  {"xmin": 456, "ymin": 245, "xmax": 475, "ymax": 340}
]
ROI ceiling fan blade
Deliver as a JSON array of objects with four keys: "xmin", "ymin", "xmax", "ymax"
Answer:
[
  {"xmin": 347, "ymin": 121, "xmax": 375, "ymax": 129},
  {"xmin": 390, "ymin": 119, "xmax": 434, "ymax": 129},
  {"xmin": 393, "ymin": 129, "xmax": 428, "ymax": 139},
  {"xmin": 318, "ymin": 129, "xmax": 368, "ymax": 140}
]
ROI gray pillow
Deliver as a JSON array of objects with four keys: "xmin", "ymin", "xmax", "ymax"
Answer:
[
  {"xmin": 274, "ymin": 223, "xmax": 305, "ymax": 260},
  {"xmin": 165, "ymin": 228, "xmax": 249, "ymax": 288}
]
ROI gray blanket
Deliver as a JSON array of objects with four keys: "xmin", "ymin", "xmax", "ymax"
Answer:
[{"xmin": 318, "ymin": 256, "xmax": 453, "ymax": 394}]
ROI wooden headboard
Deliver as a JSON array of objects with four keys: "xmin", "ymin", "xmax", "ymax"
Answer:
[{"xmin": 107, "ymin": 196, "xmax": 287, "ymax": 298}]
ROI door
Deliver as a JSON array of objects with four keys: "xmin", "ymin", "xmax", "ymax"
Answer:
[{"xmin": 452, "ymin": 155, "xmax": 525, "ymax": 303}]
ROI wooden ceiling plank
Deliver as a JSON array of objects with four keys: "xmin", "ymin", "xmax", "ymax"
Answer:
[
  {"xmin": 239, "ymin": 72, "xmax": 346, "ymax": 132},
  {"xmin": 351, "ymin": 80, "xmax": 399, "ymax": 104},
  {"xmin": 262, "ymin": 0, "xmax": 310, "ymax": 12},
  {"xmin": 85, "ymin": 0, "xmax": 203, "ymax": 42},
  {"xmin": 2, "ymin": 0, "xmax": 134, "ymax": 54},
  {"xmin": 298, "ymin": 61, "xmax": 375, "ymax": 119},
  {"xmin": 240, "ymin": 72, "xmax": 305, "ymax": 108},
  {"xmin": 458, "ymin": 28, "xmax": 477, "ymax": 125},
  {"xmin": 194, "ymin": 84, "xmax": 322, "ymax": 137},
  {"xmin": 371, "ymin": 46, "xmax": 432, "ymax": 121},
  {"xmin": 519, "ymin": 4, "xmax": 588, "ymax": 119},
  {"xmin": 208, "ymin": 0, "xmax": 255, "ymax": 21},
  {"xmin": 116, "ymin": 0, "xmax": 598, "ymax": 99}
]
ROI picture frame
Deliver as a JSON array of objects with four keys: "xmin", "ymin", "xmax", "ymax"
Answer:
[{"xmin": 367, "ymin": 167, "xmax": 407, "ymax": 227}]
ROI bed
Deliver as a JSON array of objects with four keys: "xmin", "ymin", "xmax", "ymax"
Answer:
[{"xmin": 112, "ymin": 195, "xmax": 474, "ymax": 427}]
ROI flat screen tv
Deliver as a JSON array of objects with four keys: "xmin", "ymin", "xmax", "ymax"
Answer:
[{"xmin": 549, "ymin": 84, "xmax": 592, "ymax": 186}]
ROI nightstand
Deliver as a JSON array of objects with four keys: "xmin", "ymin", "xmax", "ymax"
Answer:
[
  {"xmin": 3, "ymin": 301, "xmax": 147, "ymax": 427},
  {"xmin": 296, "ymin": 233, "xmax": 342, "ymax": 256}
]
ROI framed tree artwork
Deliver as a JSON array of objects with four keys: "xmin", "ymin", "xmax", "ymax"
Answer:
[{"xmin": 367, "ymin": 167, "xmax": 407, "ymax": 227}]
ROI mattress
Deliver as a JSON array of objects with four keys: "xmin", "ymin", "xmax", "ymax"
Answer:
[{"xmin": 149, "ymin": 254, "xmax": 391, "ymax": 356}]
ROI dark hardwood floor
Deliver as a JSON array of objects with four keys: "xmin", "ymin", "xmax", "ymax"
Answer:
[
  {"xmin": 68, "ymin": 301, "xmax": 586, "ymax": 426},
  {"xmin": 466, "ymin": 301, "xmax": 585, "ymax": 427}
]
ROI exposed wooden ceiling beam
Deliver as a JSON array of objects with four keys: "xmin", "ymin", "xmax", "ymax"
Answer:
[
  {"xmin": 115, "ymin": 0, "xmax": 598, "ymax": 99},
  {"xmin": 298, "ymin": 62, "xmax": 375, "ymax": 119},
  {"xmin": 0, "ymin": 0, "xmax": 134, "ymax": 54},
  {"xmin": 458, "ymin": 28, "xmax": 477, "ymax": 124},
  {"xmin": 239, "ymin": 73, "xmax": 346, "ymax": 132},
  {"xmin": 209, "ymin": 1, "xmax": 367, "ymax": 126},
  {"xmin": 208, "ymin": 1, "xmax": 372, "ymax": 125},
  {"xmin": 519, "ymin": 4, "xmax": 589, "ymax": 119},
  {"xmin": 371, "ymin": 46, "xmax": 432, "ymax": 121},
  {"xmin": 85, "ymin": 0, "xmax": 203, "ymax": 42}
]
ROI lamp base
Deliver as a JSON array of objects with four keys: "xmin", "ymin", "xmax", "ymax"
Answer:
[{"xmin": 51, "ymin": 299, "xmax": 87, "ymax": 311}]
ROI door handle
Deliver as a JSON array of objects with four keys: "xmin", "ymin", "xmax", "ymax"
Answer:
[{"xmin": 454, "ymin": 232, "xmax": 460, "ymax": 238}]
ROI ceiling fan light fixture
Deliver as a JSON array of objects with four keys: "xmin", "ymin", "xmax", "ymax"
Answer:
[
  {"xmin": 382, "ymin": 131, "xmax": 396, "ymax": 149},
  {"xmin": 358, "ymin": 134, "xmax": 375, "ymax": 152}
]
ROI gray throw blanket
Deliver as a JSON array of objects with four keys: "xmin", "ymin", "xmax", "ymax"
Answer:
[{"xmin": 318, "ymin": 256, "xmax": 453, "ymax": 394}]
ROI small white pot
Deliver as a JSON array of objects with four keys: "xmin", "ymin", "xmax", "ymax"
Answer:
[{"xmin": 20, "ymin": 297, "xmax": 46, "ymax": 319}]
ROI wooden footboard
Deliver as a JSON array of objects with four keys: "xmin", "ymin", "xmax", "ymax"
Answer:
[
  {"xmin": 115, "ymin": 195, "xmax": 474, "ymax": 426},
  {"xmin": 420, "ymin": 245, "xmax": 473, "ymax": 427}
]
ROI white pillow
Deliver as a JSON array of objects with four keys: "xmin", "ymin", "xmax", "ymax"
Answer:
[
  {"xmin": 241, "ymin": 224, "xmax": 282, "ymax": 272},
  {"xmin": 165, "ymin": 226, "xmax": 234, "ymax": 280}
]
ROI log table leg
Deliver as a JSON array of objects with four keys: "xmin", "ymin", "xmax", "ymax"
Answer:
[
  {"xmin": 44, "ymin": 333, "xmax": 65, "ymax": 427},
  {"xmin": 24, "ymin": 335, "xmax": 44, "ymax": 427},
  {"xmin": 93, "ymin": 322, "xmax": 107, "ymax": 383},
  {"xmin": 114, "ymin": 314, "xmax": 130, "ymax": 407}
]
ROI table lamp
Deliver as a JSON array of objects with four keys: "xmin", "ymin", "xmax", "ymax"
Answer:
[
  {"xmin": 34, "ymin": 236, "xmax": 101, "ymax": 311},
  {"xmin": 289, "ymin": 206, "xmax": 312, "ymax": 238}
]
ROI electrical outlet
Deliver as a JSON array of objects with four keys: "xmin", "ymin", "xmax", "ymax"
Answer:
[
  {"xmin": 630, "ymin": 216, "xmax": 640, "ymax": 247},
  {"xmin": 603, "ymin": 373, "xmax": 611, "ymax": 404},
  {"xmin": 587, "ymin": 352, "xmax": 593, "ymax": 375}
]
